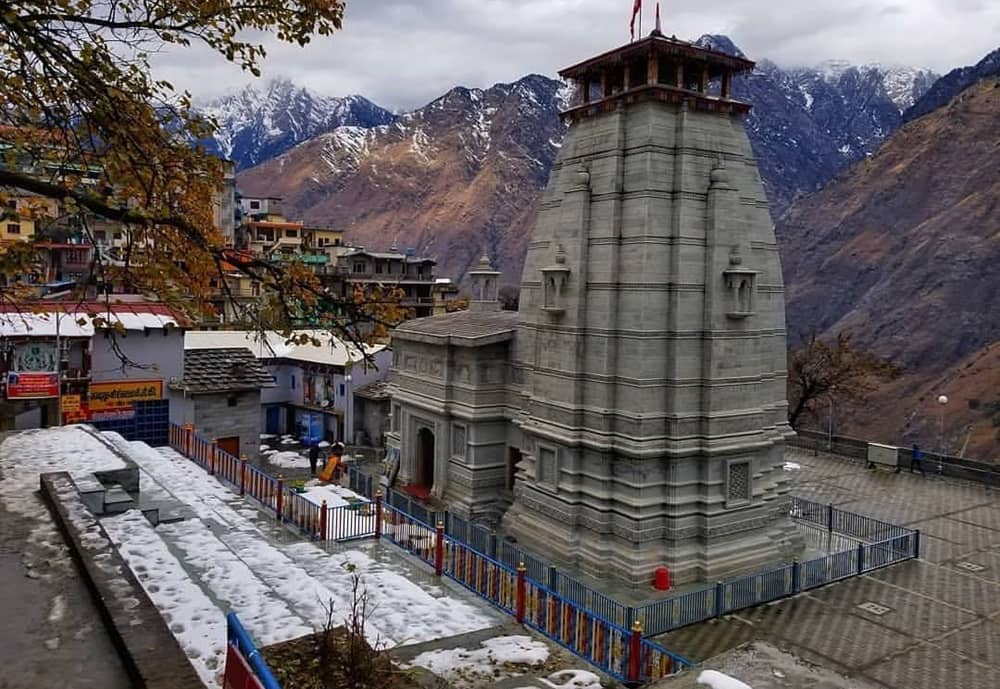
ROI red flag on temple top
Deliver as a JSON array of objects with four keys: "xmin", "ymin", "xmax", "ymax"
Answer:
[{"xmin": 630, "ymin": 0, "xmax": 642, "ymax": 41}]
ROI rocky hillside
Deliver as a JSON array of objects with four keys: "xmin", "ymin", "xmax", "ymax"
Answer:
[
  {"xmin": 903, "ymin": 47, "xmax": 1000, "ymax": 123},
  {"xmin": 238, "ymin": 75, "xmax": 568, "ymax": 280},
  {"xmin": 238, "ymin": 36, "xmax": 937, "ymax": 281},
  {"xmin": 200, "ymin": 78, "xmax": 395, "ymax": 170},
  {"xmin": 778, "ymin": 75, "xmax": 1000, "ymax": 459}
]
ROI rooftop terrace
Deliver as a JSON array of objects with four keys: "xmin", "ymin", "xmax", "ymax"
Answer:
[{"xmin": 657, "ymin": 446, "xmax": 1000, "ymax": 689}]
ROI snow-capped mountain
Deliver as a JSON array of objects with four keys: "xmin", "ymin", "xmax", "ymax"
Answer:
[
  {"xmin": 236, "ymin": 36, "xmax": 946, "ymax": 279},
  {"xmin": 695, "ymin": 35, "xmax": 938, "ymax": 209},
  {"xmin": 200, "ymin": 78, "xmax": 395, "ymax": 170},
  {"xmin": 238, "ymin": 74, "xmax": 565, "ymax": 281}
]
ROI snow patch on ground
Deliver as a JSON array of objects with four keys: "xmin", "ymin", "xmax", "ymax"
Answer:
[
  {"xmin": 97, "ymin": 439, "xmax": 501, "ymax": 673},
  {"xmin": 406, "ymin": 635, "xmax": 550, "ymax": 688},
  {"xmin": 102, "ymin": 510, "xmax": 226, "ymax": 688},
  {"xmin": 0, "ymin": 426, "xmax": 125, "ymax": 518},
  {"xmin": 267, "ymin": 450, "xmax": 306, "ymax": 468},
  {"xmin": 698, "ymin": 669, "xmax": 754, "ymax": 689},
  {"xmin": 510, "ymin": 669, "xmax": 604, "ymax": 689},
  {"xmin": 48, "ymin": 594, "xmax": 67, "ymax": 623}
]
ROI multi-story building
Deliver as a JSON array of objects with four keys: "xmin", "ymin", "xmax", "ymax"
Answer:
[{"xmin": 335, "ymin": 248, "xmax": 439, "ymax": 318}]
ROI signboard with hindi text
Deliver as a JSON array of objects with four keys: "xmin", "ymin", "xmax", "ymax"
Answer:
[
  {"xmin": 6, "ymin": 372, "xmax": 59, "ymax": 399},
  {"xmin": 88, "ymin": 380, "xmax": 163, "ymax": 411}
]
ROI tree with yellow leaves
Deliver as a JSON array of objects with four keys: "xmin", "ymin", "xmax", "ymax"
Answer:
[{"xmin": 0, "ymin": 1, "xmax": 407, "ymax": 350}]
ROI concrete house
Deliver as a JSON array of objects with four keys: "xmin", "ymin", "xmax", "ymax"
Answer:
[
  {"xmin": 169, "ymin": 347, "xmax": 274, "ymax": 459},
  {"xmin": 183, "ymin": 330, "xmax": 392, "ymax": 446},
  {"xmin": 0, "ymin": 299, "xmax": 184, "ymax": 442}
]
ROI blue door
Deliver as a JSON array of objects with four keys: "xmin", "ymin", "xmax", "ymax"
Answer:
[{"xmin": 265, "ymin": 406, "xmax": 281, "ymax": 435}]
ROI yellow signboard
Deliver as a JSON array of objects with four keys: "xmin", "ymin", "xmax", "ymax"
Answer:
[
  {"xmin": 88, "ymin": 380, "xmax": 163, "ymax": 411},
  {"xmin": 61, "ymin": 394, "xmax": 81, "ymax": 413}
]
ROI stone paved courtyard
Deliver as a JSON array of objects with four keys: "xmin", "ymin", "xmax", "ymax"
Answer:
[{"xmin": 655, "ymin": 447, "xmax": 1000, "ymax": 689}]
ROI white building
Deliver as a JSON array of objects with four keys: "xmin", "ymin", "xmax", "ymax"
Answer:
[{"xmin": 183, "ymin": 330, "xmax": 391, "ymax": 445}]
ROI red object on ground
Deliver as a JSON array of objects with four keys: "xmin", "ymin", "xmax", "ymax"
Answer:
[
  {"xmin": 654, "ymin": 566, "xmax": 671, "ymax": 591},
  {"xmin": 403, "ymin": 483, "xmax": 432, "ymax": 501}
]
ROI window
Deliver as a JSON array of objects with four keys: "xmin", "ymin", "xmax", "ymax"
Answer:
[
  {"xmin": 726, "ymin": 461, "xmax": 752, "ymax": 506},
  {"xmin": 537, "ymin": 446, "xmax": 557, "ymax": 486},
  {"xmin": 353, "ymin": 262, "xmax": 367, "ymax": 273},
  {"xmin": 249, "ymin": 200, "xmax": 261, "ymax": 210},
  {"xmin": 334, "ymin": 238, "xmax": 342, "ymax": 246},
  {"xmin": 375, "ymin": 263, "xmax": 384, "ymax": 274},
  {"xmin": 94, "ymin": 230, "xmax": 107, "ymax": 241},
  {"xmin": 290, "ymin": 376, "xmax": 296, "ymax": 390},
  {"xmin": 6, "ymin": 223, "xmax": 20, "ymax": 234},
  {"xmin": 452, "ymin": 424, "xmax": 466, "ymax": 459},
  {"xmin": 65, "ymin": 249, "xmax": 88, "ymax": 264},
  {"xmin": 338, "ymin": 383, "xmax": 345, "ymax": 397},
  {"xmin": 227, "ymin": 395, "xmax": 238, "ymax": 407},
  {"xmin": 391, "ymin": 404, "xmax": 400, "ymax": 432},
  {"xmin": 286, "ymin": 229, "xmax": 297, "ymax": 238},
  {"xmin": 319, "ymin": 237, "xmax": 327, "ymax": 246}
]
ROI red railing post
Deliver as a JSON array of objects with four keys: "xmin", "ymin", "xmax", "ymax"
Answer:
[
  {"xmin": 209, "ymin": 439, "xmax": 217, "ymax": 476},
  {"xmin": 627, "ymin": 619, "xmax": 643, "ymax": 683},
  {"xmin": 319, "ymin": 500, "xmax": 328, "ymax": 541},
  {"xmin": 434, "ymin": 521, "xmax": 445, "ymax": 576},
  {"xmin": 516, "ymin": 562, "xmax": 526, "ymax": 624},
  {"xmin": 374, "ymin": 490, "xmax": 383, "ymax": 540},
  {"xmin": 183, "ymin": 423, "xmax": 194, "ymax": 457},
  {"xmin": 239, "ymin": 455, "xmax": 248, "ymax": 496},
  {"xmin": 275, "ymin": 475, "xmax": 285, "ymax": 522}
]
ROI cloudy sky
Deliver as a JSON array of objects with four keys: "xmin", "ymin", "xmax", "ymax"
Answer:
[{"xmin": 153, "ymin": 0, "xmax": 1000, "ymax": 111}]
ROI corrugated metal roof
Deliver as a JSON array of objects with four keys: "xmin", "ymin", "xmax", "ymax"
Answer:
[
  {"xmin": 183, "ymin": 330, "xmax": 385, "ymax": 368},
  {"xmin": 0, "ymin": 303, "xmax": 184, "ymax": 337}
]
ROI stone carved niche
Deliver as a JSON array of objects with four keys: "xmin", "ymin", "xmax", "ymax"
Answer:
[
  {"xmin": 723, "ymin": 249, "xmax": 758, "ymax": 319},
  {"xmin": 540, "ymin": 244, "xmax": 570, "ymax": 315}
]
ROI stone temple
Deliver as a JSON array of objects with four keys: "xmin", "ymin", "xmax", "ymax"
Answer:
[{"xmin": 386, "ymin": 31, "xmax": 800, "ymax": 586}]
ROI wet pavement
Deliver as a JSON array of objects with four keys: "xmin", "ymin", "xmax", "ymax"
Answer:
[
  {"xmin": 655, "ymin": 448, "xmax": 1000, "ymax": 689},
  {"xmin": 0, "ymin": 499, "xmax": 132, "ymax": 689}
]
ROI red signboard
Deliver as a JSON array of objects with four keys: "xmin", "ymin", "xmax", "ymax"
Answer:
[
  {"xmin": 6, "ymin": 372, "xmax": 58, "ymax": 399},
  {"xmin": 223, "ymin": 643, "xmax": 266, "ymax": 689},
  {"xmin": 62, "ymin": 403, "xmax": 136, "ymax": 425}
]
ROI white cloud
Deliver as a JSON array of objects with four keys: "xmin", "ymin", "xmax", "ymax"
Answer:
[{"xmin": 150, "ymin": 0, "xmax": 1000, "ymax": 110}]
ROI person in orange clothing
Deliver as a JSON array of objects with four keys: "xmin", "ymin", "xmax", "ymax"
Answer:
[{"xmin": 318, "ymin": 442, "xmax": 345, "ymax": 483}]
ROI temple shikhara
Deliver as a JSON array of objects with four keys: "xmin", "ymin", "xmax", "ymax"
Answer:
[{"xmin": 386, "ymin": 30, "xmax": 800, "ymax": 586}]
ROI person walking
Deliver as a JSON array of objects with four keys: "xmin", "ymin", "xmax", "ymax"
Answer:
[
  {"xmin": 308, "ymin": 441, "xmax": 320, "ymax": 477},
  {"xmin": 910, "ymin": 444, "xmax": 926, "ymax": 476}
]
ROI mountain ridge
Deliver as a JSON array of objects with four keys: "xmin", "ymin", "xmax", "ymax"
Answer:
[
  {"xmin": 236, "ymin": 35, "xmax": 939, "ymax": 281},
  {"xmin": 777, "ymin": 74, "xmax": 1000, "ymax": 458}
]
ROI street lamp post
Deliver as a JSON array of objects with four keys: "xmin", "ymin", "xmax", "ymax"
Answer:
[
  {"xmin": 827, "ymin": 386, "xmax": 837, "ymax": 454},
  {"xmin": 937, "ymin": 394, "xmax": 948, "ymax": 473}
]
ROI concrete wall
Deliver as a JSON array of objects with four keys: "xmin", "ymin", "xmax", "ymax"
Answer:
[
  {"xmin": 190, "ymin": 390, "xmax": 261, "ymax": 460},
  {"xmin": 354, "ymin": 397, "xmax": 387, "ymax": 447},
  {"xmin": 168, "ymin": 392, "xmax": 194, "ymax": 427},
  {"xmin": 90, "ymin": 328, "xmax": 184, "ymax": 387}
]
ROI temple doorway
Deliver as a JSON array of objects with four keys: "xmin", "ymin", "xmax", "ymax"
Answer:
[{"xmin": 416, "ymin": 427, "xmax": 435, "ymax": 490}]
